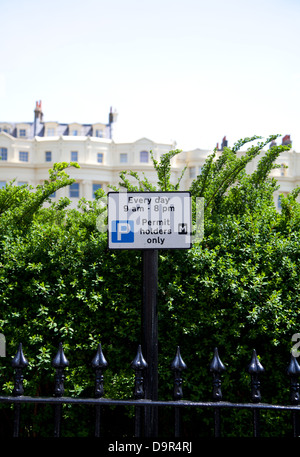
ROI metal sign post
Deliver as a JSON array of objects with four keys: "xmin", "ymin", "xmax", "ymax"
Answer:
[
  {"xmin": 108, "ymin": 191, "xmax": 192, "ymax": 436},
  {"xmin": 142, "ymin": 248, "xmax": 158, "ymax": 437}
]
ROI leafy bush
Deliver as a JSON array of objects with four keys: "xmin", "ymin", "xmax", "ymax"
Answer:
[{"xmin": 0, "ymin": 136, "xmax": 300, "ymax": 437}]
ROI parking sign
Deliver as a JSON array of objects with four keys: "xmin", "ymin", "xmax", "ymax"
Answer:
[{"xmin": 108, "ymin": 192, "xmax": 192, "ymax": 250}]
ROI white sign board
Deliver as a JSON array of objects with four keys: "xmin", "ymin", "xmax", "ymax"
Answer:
[{"xmin": 108, "ymin": 192, "xmax": 192, "ymax": 250}]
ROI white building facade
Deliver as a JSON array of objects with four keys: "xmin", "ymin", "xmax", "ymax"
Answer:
[{"xmin": 0, "ymin": 102, "xmax": 299, "ymax": 210}]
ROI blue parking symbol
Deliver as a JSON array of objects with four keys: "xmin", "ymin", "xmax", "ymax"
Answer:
[{"xmin": 111, "ymin": 220, "xmax": 134, "ymax": 243}]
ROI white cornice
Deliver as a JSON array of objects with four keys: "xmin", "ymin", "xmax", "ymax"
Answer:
[{"xmin": 0, "ymin": 131, "xmax": 14, "ymax": 140}]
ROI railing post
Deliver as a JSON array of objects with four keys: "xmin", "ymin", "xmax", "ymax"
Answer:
[
  {"xmin": 247, "ymin": 349, "xmax": 264, "ymax": 438},
  {"xmin": 52, "ymin": 342, "xmax": 69, "ymax": 438},
  {"xmin": 171, "ymin": 346, "xmax": 187, "ymax": 437},
  {"xmin": 287, "ymin": 353, "xmax": 300, "ymax": 437},
  {"xmin": 131, "ymin": 345, "xmax": 148, "ymax": 437},
  {"xmin": 210, "ymin": 347, "xmax": 226, "ymax": 437},
  {"xmin": 92, "ymin": 344, "xmax": 108, "ymax": 437},
  {"xmin": 12, "ymin": 343, "xmax": 28, "ymax": 438}
]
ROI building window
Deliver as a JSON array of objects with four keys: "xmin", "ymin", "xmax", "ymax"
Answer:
[
  {"xmin": 47, "ymin": 128, "xmax": 55, "ymax": 136},
  {"xmin": 19, "ymin": 151, "xmax": 29, "ymax": 162},
  {"xmin": 0, "ymin": 127, "xmax": 9, "ymax": 134},
  {"xmin": 120, "ymin": 153, "xmax": 128, "ymax": 163},
  {"xmin": 189, "ymin": 167, "xmax": 196, "ymax": 178},
  {"xmin": 97, "ymin": 153, "xmax": 103, "ymax": 163},
  {"xmin": 71, "ymin": 151, "xmax": 78, "ymax": 162},
  {"xmin": 19, "ymin": 129, "xmax": 26, "ymax": 137},
  {"xmin": 45, "ymin": 151, "xmax": 52, "ymax": 162},
  {"xmin": 93, "ymin": 183, "xmax": 102, "ymax": 198},
  {"xmin": 69, "ymin": 182, "xmax": 79, "ymax": 198},
  {"xmin": 96, "ymin": 129, "xmax": 103, "ymax": 138},
  {"xmin": 0, "ymin": 181, "xmax": 6, "ymax": 189},
  {"xmin": 278, "ymin": 195, "xmax": 282, "ymax": 210},
  {"xmin": 280, "ymin": 163, "xmax": 287, "ymax": 176},
  {"xmin": 50, "ymin": 191, "xmax": 56, "ymax": 198},
  {"xmin": 72, "ymin": 130, "xmax": 78, "ymax": 136},
  {"xmin": 140, "ymin": 150, "xmax": 149, "ymax": 163},
  {"xmin": 18, "ymin": 182, "xmax": 28, "ymax": 186},
  {"xmin": 0, "ymin": 147, "xmax": 8, "ymax": 161}
]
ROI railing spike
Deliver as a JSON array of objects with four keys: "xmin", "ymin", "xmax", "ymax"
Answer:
[
  {"xmin": 11, "ymin": 343, "xmax": 28, "ymax": 437},
  {"xmin": 131, "ymin": 345, "xmax": 147, "ymax": 399},
  {"xmin": 171, "ymin": 346, "xmax": 187, "ymax": 437},
  {"xmin": 52, "ymin": 343, "xmax": 69, "ymax": 438},
  {"xmin": 287, "ymin": 353, "xmax": 300, "ymax": 405},
  {"xmin": 287, "ymin": 353, "xmax": 300, "ymax": 436},
  {"xmin": 12, "ymin": 343, "xmax": 28, "ymax": 396},
  {"xmin": 52, "ymin": 342, "xmax": 69, "ymax": 370},
  {"xmin": 12, "ymin": 343, "xmax": 28, "ymax": 370},
  {"xmin": 92, "ymin": 344, "xmax": 108, "ymax": 437},
  {"xmin": 92, "ymin": 343, "xmax": 108, "ymax": 370},
  {"xmin": 210, "ymin": 348, "xmax": 226, "ymax": 375},
  {"xmin": 92, "ymin": 344, "xmax": 108, "ymax": 398},
  {"xmin": 210, "ymin": 347, "xmax": 226, "ymax": 402},
  {"xmin": 248, "ymin": 349, "xmax": 264, "ymax": 375},
  {"xmin": 171, "ymin": 346, "xmax": 187, "ymax": 373},
  {"xmin": 209, "ymin": 347, "xmax": 226, "ymax": 437},
  {"xmin": 247, "ymin": 349, "xmax": 264, "ymax": 437},
  {"xmin": 247, "ymin": 349, "xmax": 264, "ymax": 403},
  {"xmin": 131, "ymin": 346, "xmax": 148, "ymax": 437},
  {"xmin": 171, "ymin": 346, "xmax": 187, "ymax": 401}
]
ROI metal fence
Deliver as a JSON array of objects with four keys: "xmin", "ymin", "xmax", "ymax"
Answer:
[{"xmin": 0, "ymin": 342, "xmax": 300, "ymax": 438}]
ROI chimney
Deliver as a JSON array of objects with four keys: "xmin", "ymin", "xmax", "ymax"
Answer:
[
  {"xmin": 108, "ymin": 106, "xmax": 118, "ymax": 139},
  {"xmin": 34, "ymin": 100, "xmax": 43, "ymax": 122},
  {"xmin": 282, "ymin": 134, "xmax": 292, "ymax": 146},
  {"xmin": 34, "ymin": 100, "xmax": 43, "ymax": 136},
  {"xmin": 221, "ymin": 136, "xmax": 228, "ymax": 150},
  {"xmin": 109, "ymin": 107, "xmax": 113, "ymax": 125}
]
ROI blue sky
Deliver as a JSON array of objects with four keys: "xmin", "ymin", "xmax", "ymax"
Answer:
[{"xmin": 1, "ymin": 0, "xmax": 300, "ymax": 151}]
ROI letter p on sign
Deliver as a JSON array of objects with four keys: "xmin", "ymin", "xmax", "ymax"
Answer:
[{"xmin": 111, "ymin": 220, "xmax": 134, "ymax": 244}]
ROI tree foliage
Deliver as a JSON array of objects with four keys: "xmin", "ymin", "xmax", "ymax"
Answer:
[{"xmin": 0, "ymin": 137, "xmax": 300, "ymax": 437}]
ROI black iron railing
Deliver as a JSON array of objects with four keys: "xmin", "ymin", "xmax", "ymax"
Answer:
[{"xmin": 0, "ymin": 342, "xmax": 300, "ymax": 438}]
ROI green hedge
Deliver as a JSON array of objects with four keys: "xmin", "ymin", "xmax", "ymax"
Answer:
[{"xmin": 0, "ymin": 137, "xmax": 300, "ymax": 437}]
